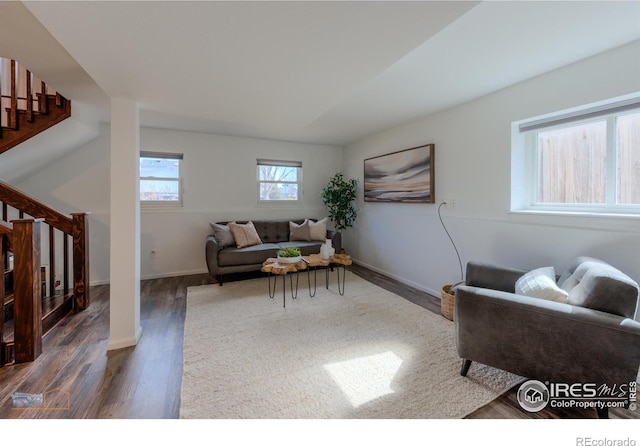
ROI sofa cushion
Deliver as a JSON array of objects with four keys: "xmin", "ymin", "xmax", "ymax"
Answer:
[
  {"xmin": 252, "ymin": 220, "xmax": 302, "ymax": 243},
  {"xmin": 209, "ymin": 222, "xmax": 236, "ymax": 249},
  {"xmin": 515, "ymin": 266, "xmax": 569, "ymax": 303},
  {"xmin": 218, "ymin": 243, "xmax": 280, "ymax": 267},
  {"xmin": 565, "ymin": 262, "xmax": 639, "ymax": 319},
  {"xmin": 309, "ymin": 217, "xmax": 327, "ymax": 241},
  {"xmin": 229, "ymin": 221, "xmax": 263, "ymax": 248},
  {"xmin": 290, "ymin": 220, "xmax": 311, "ymax": 241}
]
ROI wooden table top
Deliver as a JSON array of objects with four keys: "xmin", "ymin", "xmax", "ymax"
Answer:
[
  {"xmin": 330, "ymin": 253, "xmax": 352, "ymax": 266},
  {"xmin": 302, "ymin": 254, "xmax": 330, "ymax": 267},
  {"xmin": 261, "ymin": 258, "xmax": 307, "ymax": 275}
]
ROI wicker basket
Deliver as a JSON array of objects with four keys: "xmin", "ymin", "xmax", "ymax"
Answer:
[{"xmin": 441, "ymin": 281, "xmax": 463, "ymax": 321}]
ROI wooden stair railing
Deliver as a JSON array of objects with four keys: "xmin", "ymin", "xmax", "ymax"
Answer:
[
  {"xmin": 0, "ymin": 57, "xmax": 71, "ymax": 155},
  {"xmin": 0, "ymin": 181, "xmax": 90, "ymax": 365}
]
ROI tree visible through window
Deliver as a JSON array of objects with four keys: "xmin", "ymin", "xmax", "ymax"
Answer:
[
  {"xmin": 257, "ymin": 159, "xmax": 302, "ymax": 202},
  {"xmin": 140, "ymin": 152, "xmax": 183, "ymax": 205}
]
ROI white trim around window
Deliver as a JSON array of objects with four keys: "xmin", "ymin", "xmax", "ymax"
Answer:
[
  {"xmin": 511, "ymin": 93, "xmax": 640, "ymax": 217},
  {"xmin": 140, "ymin": 151, "xmax": 184, "ymax": 208},
  {"xmin": 256, "ymin": 159, "xmax": 303, "ymax": 204}
]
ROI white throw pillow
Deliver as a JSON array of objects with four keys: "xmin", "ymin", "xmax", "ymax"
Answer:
[
  {"xmin": 308, "ymin": 217, "xmax": 328, "ymax": 241},
  {"xmin": 515, "ymin": 266, "xmax": 569, "ymax": 303},
  {"xmin": 228, "ymin": 221, "xmax": 263, "ymax": 249}
]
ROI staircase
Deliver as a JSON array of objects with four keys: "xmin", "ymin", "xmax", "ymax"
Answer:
[
  {"xmin": 0, "ymin": 57, "xmax": 89, "ymax": 367},
  {"xmin": 1, "ymin": 57, "xmax": 71, "ymax": 154}
]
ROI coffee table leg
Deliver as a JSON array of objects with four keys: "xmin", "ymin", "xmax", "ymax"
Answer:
[
  {"xmin": 290, "ymin": 271, "xmax": 300, "ymax": 300},
  {"xmin": 337, "ymin": 265, "xmax": 347, "ymax": 296},
  {"xmin": 267, "ymin": 272, "xmax": 276, "ymax": 299},
  {"xmin": 307, "ymin": 267, "xmax": 318, "ymax": 297},
  {"xmin": 325, "ymin": 267, "xmax": 329, "ymax": 290},
  {"xmin": 282, "ymin": 274, "xmax": 286, "ymax": 308}
]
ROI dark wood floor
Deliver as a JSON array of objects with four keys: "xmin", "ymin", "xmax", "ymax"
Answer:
[{"xmin": 0, "ymin": 264, "xmax": 636, "ymax": 420}]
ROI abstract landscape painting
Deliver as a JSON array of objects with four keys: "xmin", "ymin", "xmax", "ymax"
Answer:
[{"xmin": 364, "ymin": 144, "xmax": 434, "ymax": 203}]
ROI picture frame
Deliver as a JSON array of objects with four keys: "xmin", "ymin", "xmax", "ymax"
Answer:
[{"xmin": 363, "ymin": 144, "xmax": 435, "ymax": 203}]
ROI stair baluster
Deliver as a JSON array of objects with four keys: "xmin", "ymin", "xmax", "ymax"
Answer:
[
  {"xmin": 0, "ymin": 57, "xmax": 71, "ymax": 154},
  {"xmin": 9, "ymin": 59, "xmax": 17, "ymax": 130}
]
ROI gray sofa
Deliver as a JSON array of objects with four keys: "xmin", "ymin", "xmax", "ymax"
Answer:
[
  {"xmin": 205, "ymin": 219, "xmax": 341, "ymax": 285},
  {"xmin": 455, "ymin": 256, "xmax": 640, "ymax": 418}
]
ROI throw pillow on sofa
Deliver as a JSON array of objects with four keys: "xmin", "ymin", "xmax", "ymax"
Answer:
[
  {"xmin": 229, "ymin": 221, "xmax": 263, "ymax": 248},
  {"xmin": 209, "ymin": 222, "xmax": 236, "ymax": 248},
  {"xmin": 515, "ymin": 266, "xmax": 569, "ymax": 303},
  {"xmin": 308, "ymin": 217, "xmax": 327, "ymax": 241},
  {"xmin": 289, "ymin": 220, "xmax": 311, "ymax": 241}
]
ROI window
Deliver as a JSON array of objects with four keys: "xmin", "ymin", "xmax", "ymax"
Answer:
[
  {"xmin": 513, "ymin": 96, "xmax": 640, "ymax": 215},
  {"xmin": 140, "ymin": 152, "xmax": 183, "ymax": 206},
  {"xmin": 257, "ymin": 159, "xmax": 302, "ymax": 202}
]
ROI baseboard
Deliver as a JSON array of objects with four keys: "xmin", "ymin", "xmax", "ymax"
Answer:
[
  {"xmin": 107, "ymin": 326, "xmax": 143, "ymax": 351},
  {"xmin": 90, "ymin": 279, "xmax": 110, "ymax": 286},
  {"xmin": 351, "ymin": 258, "xmax": 441, "ymax": 298},
  {"xmin": 141, "ymin": 268, "xmax": 209, "ymax": 281},
  {"xmin": 90, "ymin": 268, "xmax": 210, "ymax": 287}
]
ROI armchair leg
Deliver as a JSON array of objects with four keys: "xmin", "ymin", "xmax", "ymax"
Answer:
[
  {"xmin": 596, "ymin": 407, "xmax": 609, "ymax": 419},
  {"xmin": 460, "ymin": 359, "xmax": 472, "ymax": 376}
]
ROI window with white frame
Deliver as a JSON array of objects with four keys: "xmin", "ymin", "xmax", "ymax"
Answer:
[
  {"xmin": 513, "ymin": 96, "xmax": 640, "ymax": 215},
  {"xmin": 140, "ymin": 152, "xmax": 183, "ymax": 206},
  {"xmin": 257, "ymin": 159, "xmax": 302, "ymax": 202}
]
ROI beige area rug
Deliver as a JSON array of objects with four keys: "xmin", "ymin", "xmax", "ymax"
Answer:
[{"xmin": 180, "ymin": 271, "xmax": 522, "ymax": 419}]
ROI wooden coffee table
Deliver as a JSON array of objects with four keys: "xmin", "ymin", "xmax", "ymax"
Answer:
[{"xmin": 261, "ymin": 258, "xmax": 307, "ymax": 308}]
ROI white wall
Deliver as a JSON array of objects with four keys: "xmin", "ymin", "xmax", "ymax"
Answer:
[
  {"xmin": 343, "ymin": 40, "xmax": 640, "ymax": 296},
  {"xmin": 16, "ymin": 126, "xmax": 343, "ymax": 283}
]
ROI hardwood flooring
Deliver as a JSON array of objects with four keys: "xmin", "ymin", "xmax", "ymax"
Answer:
[{"xmin": 0, "ymin": 265, "xmax": 637, "ymax": 420}]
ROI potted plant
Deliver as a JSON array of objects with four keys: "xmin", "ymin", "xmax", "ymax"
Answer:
[
  {"xmin": 277, "ymin": 247, "xmax": 302, "ymax": 264},
  {"xmin": 320, "ymin": 173, "xmax": 358, "ymax": 232}
]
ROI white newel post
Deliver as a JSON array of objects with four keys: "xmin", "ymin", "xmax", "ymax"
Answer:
[{"xmin": 108, "ymin": 97, "xmax": 142, "ymax": 350}]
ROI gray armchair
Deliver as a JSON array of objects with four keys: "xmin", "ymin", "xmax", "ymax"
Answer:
[{"xmin": 454, "ymin": 257, "xmax": 640, "ymax": 418}]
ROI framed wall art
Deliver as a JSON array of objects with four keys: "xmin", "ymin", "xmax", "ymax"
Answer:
[{"xmin": 363, "ymin": 144, "xmax": 434, "ymax": 203}]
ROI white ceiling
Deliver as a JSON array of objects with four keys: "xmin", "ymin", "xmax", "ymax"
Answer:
[{"xmin": 12, "ymin": 1, "xmax": 640, "ymax": 148}]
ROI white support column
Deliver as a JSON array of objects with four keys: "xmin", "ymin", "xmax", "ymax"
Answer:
[{"xmin": 107, "ymin": 97, "xmax": 142, "ymax": 350}]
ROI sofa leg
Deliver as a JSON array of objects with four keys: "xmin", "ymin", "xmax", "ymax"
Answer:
[
  {"xmin": 460, "ymin": 359, "xmax": 472, "ymax": 376},
  {"xmin": 596, "ymin": 407, "xmax": 609, "ymax": 419},
  {"xmin": 217, "ymin": 275, "xmax": 223, "ymax": 286}
]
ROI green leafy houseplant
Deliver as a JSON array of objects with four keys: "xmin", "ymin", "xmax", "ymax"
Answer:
[
  {"xmin": 277, "ymin": 247, "xmax": 301, "ymax": 258},
  {"xmin": 320, "ymin": 173, "xmax": 358, "ymax": 231}
]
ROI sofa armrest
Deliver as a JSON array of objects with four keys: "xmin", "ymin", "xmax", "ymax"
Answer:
[
  {"xmin": 205, "ymin": 235, "xmax": 221, "ymax": 276},
  {"xmin": 326, "ymin": 230, "xmax": 342, "ymax": 253},
  {"xmin": 455, "ymin": 285, "xmax": 640, "ymax": 386},
  {"xmin": 465, "ymin": 261, "xmax": 528, "ymax": 293}
]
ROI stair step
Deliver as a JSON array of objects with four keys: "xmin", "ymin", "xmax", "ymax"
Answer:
[{"xmin": 0, "ymin": 94, "xmax": 71, "ymax": 154}]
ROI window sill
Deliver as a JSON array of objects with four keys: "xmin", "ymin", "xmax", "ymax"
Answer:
[
  {"xmin": 256, "ymin": 201, "xmax": 303, "ymax": 210},
  {"xmin": 508, "ymin": 209, "xmax": 640, "ymax": 233},
  {"xmin": 141, "ymin": 202, "xmax": 183, "ymax": 213}
]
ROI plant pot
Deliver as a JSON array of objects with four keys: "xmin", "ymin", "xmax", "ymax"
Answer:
[{"xmin": 277, "ymin": 256, "xmax": 302, "ymax": 264}]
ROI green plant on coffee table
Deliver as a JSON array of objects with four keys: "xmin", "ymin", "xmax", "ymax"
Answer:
[{"xmin": 277, "ymin": 247, "xmax": 301, "ymax": 258}]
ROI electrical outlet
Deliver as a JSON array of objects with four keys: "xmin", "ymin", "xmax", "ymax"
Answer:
[
  {"xmin": 443, "ymin": 198, "xmax": 456, "ymax": 208},
  {"xmin": 150, "ymin": 250, "xmax": 157, "ymax": 258}
]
